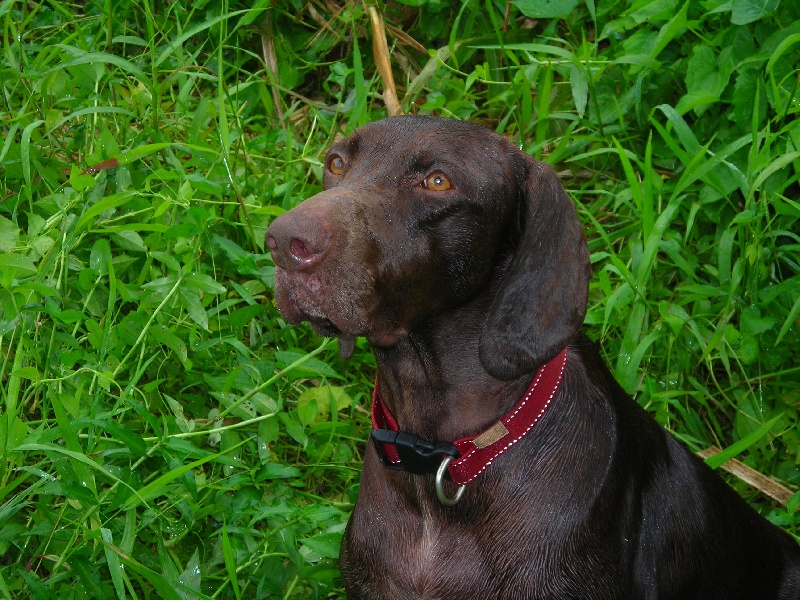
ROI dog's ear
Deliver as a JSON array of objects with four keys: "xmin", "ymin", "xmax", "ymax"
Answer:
[{"xmin": 479, "ymin": 156, "xmax": 590, "ymax": 381}]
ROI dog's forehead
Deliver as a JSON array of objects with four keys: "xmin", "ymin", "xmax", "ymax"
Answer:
[{"xmin": 332, "ymin": 116, "xmax": 514, "ymax": 170}]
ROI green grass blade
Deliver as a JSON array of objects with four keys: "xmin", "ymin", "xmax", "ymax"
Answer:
[
  {"xmin": 122, "ymin": 437, "xmax": 249, "ymax": 510},
  {"xmin": 775, "ymin": 293, "xmax": 800, "ymax": 346},
  {"xmin": 153, "ymin": 10, "xmax": 249, "ymax": 67},
  {"xmin": 612, "ymin": 137, "xmax": 651, "ymax": 239},
  {"xmin": 637, "ymin": 195, "xmax": 681, "ymax": 286},
  {"xmin": 20, "ymin": 119, "xmax": 44, "ymax": 189},
  {"xmin": 705, "ymin": 416, "xmax": 783, "ymax": 469},
  {"xmin": 671, "ymin": 135, "xmax": 752, "ymax": 200},
  {"xmin": 100, "ymin": 528, "xmax": 127, "ymax": 600},
  {"xmin": 44, "ymin": 51, "xmax": 148, "ymax": 83},
  {"xmin": 104, "ymin": 543, "xmax": 204, "ymax": 600},
  {"xmin": 221, "ymin": 520, "xmax": 242, "ymax": 600},
  {"xmin": 654, "ymin": 104, "xmax": 701, "ymax": 155},
  {"xmin": 748, "ymin": 151, "xmax": 800, "ymax": 200}
]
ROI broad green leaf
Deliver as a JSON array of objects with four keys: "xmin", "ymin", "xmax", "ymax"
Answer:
[
  {"xmin": 513, "ymin": 0, "xmax": 581, "ymax": 19},
  {"xmin": 652, "ymin": 2, "xmax": 690, "ymax": 59},
  {"xmin": 70, "ymin": 554, "xmax": 107, "ymax": 598},
  {"xmin": 16, "ymin": 281, "xmax": 59, "ymax": 298},
  {"xmin": 766, "ymin": 32, "xmax": 800, "ymax": 73},
  {"xmin": 731, "ymin": 0, "xmax": 780, "ymax": 25},
  {"xmin": 150, "ymin": 251, "xmax": 181, "ymax": 273},
  {"xmin": 228, "ymin": 304, "xmax": 265, "ymax": 329},
  {"xmin": 178, "ymin": 549, "xmax": 202, "ymax": 599},
  {"xmin": 684, "ymin": 45, "xmax": 734, "ymax": 112},
  {"xmin": 10, "ymin": 366, "xmax": 40, "ymax": 382},
  {"xmin": 150, "ymin": 324, "xmax": 191, "ymax": 368},
  {"xmin": 0, "ymin": 416, "xmax": 30, "ymax": 454},
  {"xmin": 278, "ymin": 412, "xmax": 308, "ymax": 449},
  {"xmin": 298, "ymin": 386, "xmax": 353, "ymax": 425},
  {"xmin": 297, "ymin": 397, "xmax": 318, "ymax": 427},
  {"xmin": 275, "ymin": 351, "xmax": 339, "ymax": 378},
  {"xmin": 89, "ymin": 238, "xmax": 111, "ymax": 276},
  {"xmin": 0, "ymin": 215, "xmax": 20, "ymax": 251},
  {"xmin": 624, "ymin": 0, "xmax": 679, "ymax": 24},
  {"xmin": 260, "ymin": 463, "xmax": 302, "ymax": 479},
  {"xmin": 212, "ymin": 234, "xmax": 249, "ymax": 261},
  {"xmin": 570, "ymin": 65, "xmax": 588, "ymax": 117},
  {"xmin": 0, "ymin": 254, "xmax": 37, "ymax": 277},
  {"xmin": 351, "ymin": 20, "xmax": 367, "ymax": 128},
  {"xmin": 612, "ymin": 138, "xmax": 649, "ymax": 238},
  {"xmin": 19, "ymin": 571, "xmax": 51, "ymax": 599},
  {"xmin": 179, "ymin": 287, "xmax": 209, "ymax": 330},
  {"xmin": 184, "ymin": 273, "xmax": 226, "ymax": 295},
  {"xmin": 613, "ymin": 54, "xmax": 662, "ymax": 69},
  {"xmin": 300, "ymin": 531, "xmax": 342, "ymax": 559},
  {"xmin": 638, "ymin": 196, "xmax": 681, "ymax": 286},
  {"xmin": 732, "ymin": 70, "xmax": 765, "ymax": 133},
  {"xmin": 671, "ymin": 133, "xmax": 752, "ymax": 200},
  {"xmin": 111, "ymin": 230, "xmax": 147, "ymax": 253},
  {"xmin": 740, "ymin": 306, "xmax": 777, "ymax": 336},
  {"xmin": 69, "ymin": 165, "xmax": 96, "ymax": 191},
  {"xmin": 98, "ymin": 420, "xmax": 147, "ymax": 457}
]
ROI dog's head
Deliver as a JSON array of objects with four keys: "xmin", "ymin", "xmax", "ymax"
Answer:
[{"xmin": 266, "ymin": 116, "xmax": 590, "ymax": 379}]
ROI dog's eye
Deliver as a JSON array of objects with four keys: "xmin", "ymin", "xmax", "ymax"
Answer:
[
  {"xmin": 327, "ymin": 155, "xmax": 345, "ymax": 175},
  {"xmin": 424, "ymin": 171, "xmax": 451, "ymax": 191}
]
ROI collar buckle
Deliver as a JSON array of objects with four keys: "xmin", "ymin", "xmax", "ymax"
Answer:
[{"xmin": 371, "ymin": 429, "xmax": 460, "ymax": 475}]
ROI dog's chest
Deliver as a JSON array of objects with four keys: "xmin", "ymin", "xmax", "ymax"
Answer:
[
  {"xmin": 344, "ymin": 507, "xmax": 498, "ymax": 599},
  {"xmin": 414, "ymin": 505, "xmax": 439, "ymax": 566}
]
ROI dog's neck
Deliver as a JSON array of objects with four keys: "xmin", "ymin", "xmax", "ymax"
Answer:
[{"xmin": 371, "ymin": 301, "xmax": 534, "ymax": 443}]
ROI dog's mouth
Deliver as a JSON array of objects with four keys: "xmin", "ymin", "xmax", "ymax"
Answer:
[
  {"xmin": 274, "ymin": 267, "xmax": 402, "ymax": 359},
  {"xmin": 307, "ymin": 315, "xmax": 340, "ymax": 337},
  {"xmin": 274, "ymin": 273, "xmax": 358, "ymax": 359},
  {"xmin": 307, "ymin": 316, "xmax": 356, "ymax": 359}
]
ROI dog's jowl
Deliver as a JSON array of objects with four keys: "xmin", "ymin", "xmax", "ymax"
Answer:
[{"xmin": 267, "ymin": 116, "xmax": 800, "ymax": 600}]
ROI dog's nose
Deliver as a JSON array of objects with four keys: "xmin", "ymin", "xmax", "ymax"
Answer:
[{"xmin": 266, "ymin": 209, "xmax": 331, "ymax": 270}]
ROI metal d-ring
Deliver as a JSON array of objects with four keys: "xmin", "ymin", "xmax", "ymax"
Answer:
[{"xmin": 435, "ymin": 456, "xmax": 466, "ymax": 506}]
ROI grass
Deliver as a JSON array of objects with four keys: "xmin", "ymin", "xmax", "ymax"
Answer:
[{"xmin": 1, "ymin": 0, "xmax": 799, "ymax": 597}]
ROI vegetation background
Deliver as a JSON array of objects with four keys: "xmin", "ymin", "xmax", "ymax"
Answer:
[{"xmin": 1, "ymin": 0, "xmax": 799, "ymax": 597}]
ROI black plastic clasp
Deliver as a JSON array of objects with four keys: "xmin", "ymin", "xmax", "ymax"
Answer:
[{"xmin": 371, "ymin": 429, "xmax": 460, "ymax": 475}]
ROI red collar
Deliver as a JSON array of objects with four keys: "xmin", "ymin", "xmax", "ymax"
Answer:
[{"xmin": 371, "ymin": 347, "xmax": 568, "ymax": 486}]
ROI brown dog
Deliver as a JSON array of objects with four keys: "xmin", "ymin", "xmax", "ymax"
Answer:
[{"xmin": 266, "ymin": 116, "xmax": 800, "ymax": 599}]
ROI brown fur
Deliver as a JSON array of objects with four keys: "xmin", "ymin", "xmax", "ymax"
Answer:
[{"xmin": 267, "ymin": 116, "xmax": 800, "ymax": 599}]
